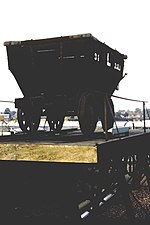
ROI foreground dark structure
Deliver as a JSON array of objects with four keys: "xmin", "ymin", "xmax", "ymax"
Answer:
[
  {"xmin": 0, "ymin": 132, "xmax": 149, "ymax": 223},
  {"xmin": 4, "ymin": 33, "xmax": 127, "ymax": 135}
]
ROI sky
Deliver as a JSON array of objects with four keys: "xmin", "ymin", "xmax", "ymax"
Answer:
[{"xmin": 0, "ymin": 0, "xmax": 150, "ymax": 112}]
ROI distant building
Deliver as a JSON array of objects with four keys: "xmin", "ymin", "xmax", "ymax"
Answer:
[{"xmin": 0, "ymin": 113, "xmax": 9, "ymax": 121}]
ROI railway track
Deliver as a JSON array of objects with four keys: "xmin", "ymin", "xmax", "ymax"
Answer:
[
  {"xmin": 0, "ymin": 128, "xmax": 107, "ymax": 145},
  {"xmin": 0, "ymin": 125, "xmax": 146, "ymax": 145}
]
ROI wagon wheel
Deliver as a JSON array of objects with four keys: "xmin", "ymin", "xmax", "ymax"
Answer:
[
  {"xmin": 17, "ymin": 108, "xmax": 41, "ymax": 133},
  {"xmin": 47, "ymin": 116, "xmax": 64, "ymax": 132},
  {"xmin": 100, "ymin": 98, "xmax": 114, "ymax": 131},
  {"xmin": 78, "ymin": 93, "xmax": 98, "ymax": 136}
]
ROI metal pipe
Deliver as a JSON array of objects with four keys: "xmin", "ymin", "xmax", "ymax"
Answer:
[
  {"xmin": 143, "ymin": 101, "xmax": 146, "ymax": 133},
  {"xmin": 104, "ymin": 95, "xmax": 108, "ymax": 141}
]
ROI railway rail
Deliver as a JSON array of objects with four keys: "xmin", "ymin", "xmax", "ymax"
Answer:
[
  {"xmin": 0, "ymin": 122, "xmax": 146, "ymax": 144},
  {"xmin": 0, "ymin": 128, "xmax": 106, "ymax": 146}
]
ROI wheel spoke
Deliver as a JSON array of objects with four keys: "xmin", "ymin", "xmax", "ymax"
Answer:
[
  {"xmin": 17, "ymin": 108, "xmax": 40, "ymax": 133},
  {"xmin": 48, "ymin": 116, "xmax": 64, "ymax": 132}
]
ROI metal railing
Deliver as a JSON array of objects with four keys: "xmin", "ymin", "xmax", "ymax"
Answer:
[{"xmin": 103, "ymin": 94, "xmax": 149, "ymax": 140}]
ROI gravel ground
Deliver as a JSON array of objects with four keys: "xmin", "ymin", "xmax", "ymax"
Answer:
[{"xmin": 101, "ymin": 187, "xmax": 150, "ymax": 219}]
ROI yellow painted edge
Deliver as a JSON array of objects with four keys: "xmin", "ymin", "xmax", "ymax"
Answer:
[{"xmin": 0, "ymin": 144, "xmax": 97, "ymax": 163}]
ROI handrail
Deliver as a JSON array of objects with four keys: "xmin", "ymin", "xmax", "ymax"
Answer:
[
  {"xmin": 112, "ymin": 94, "xmax": 148, "ymax": 103},
  {"xmin": 111, "ymin": 95, "xmax": 148, "ymax": 134},
  {"xmin": 0, "ymin": 100, "xmax": 14, "ymax": 103}
]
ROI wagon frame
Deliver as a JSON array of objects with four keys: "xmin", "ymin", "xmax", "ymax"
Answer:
[{"xmin": 4, "ymin": 33, "xmax": 127, "ymax": 135}]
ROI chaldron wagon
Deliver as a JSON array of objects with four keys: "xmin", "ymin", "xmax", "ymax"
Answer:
[{"xmin": 4, "ymin": 33, "xmax": 127, "ymax": 135}]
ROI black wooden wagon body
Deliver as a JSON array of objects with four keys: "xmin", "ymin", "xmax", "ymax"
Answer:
[{"xmin": 4, "ymin": 33, "xmax": 127, "ymax": 135}]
